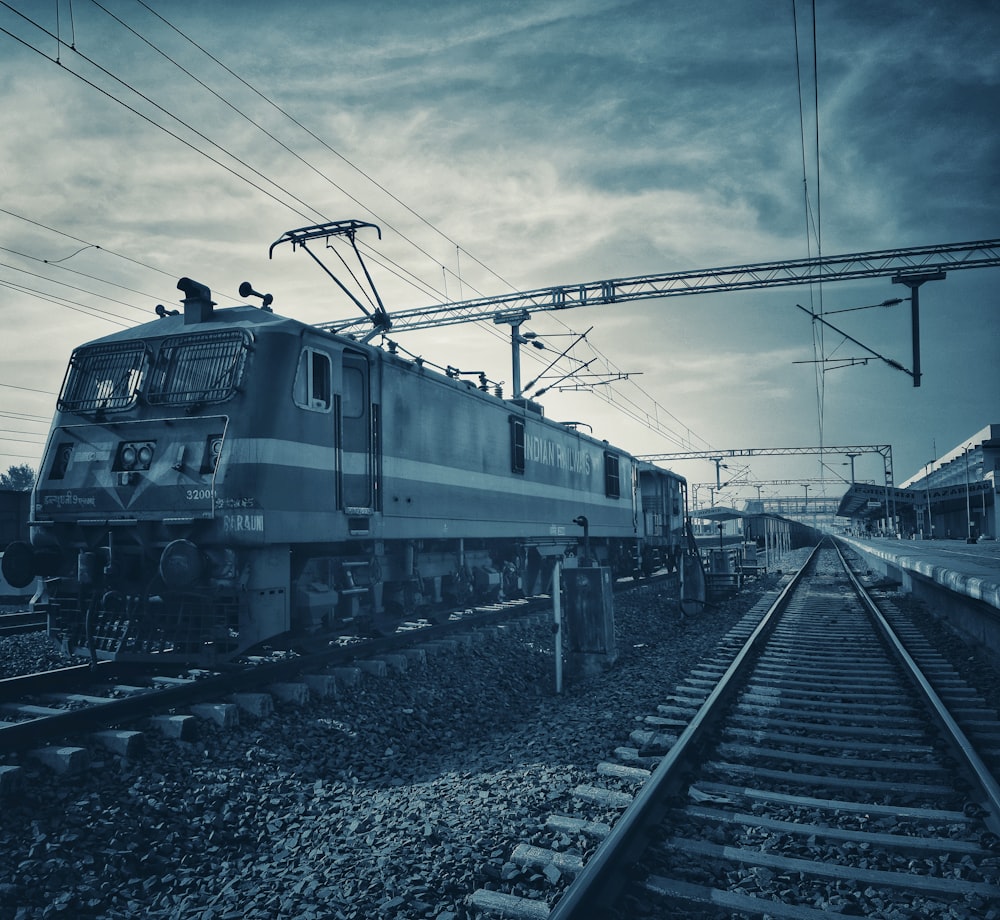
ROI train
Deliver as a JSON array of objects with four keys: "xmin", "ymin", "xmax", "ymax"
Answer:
[{"xmin": 1, "ymin": 276, "xmax": 687, "ymax": 664}]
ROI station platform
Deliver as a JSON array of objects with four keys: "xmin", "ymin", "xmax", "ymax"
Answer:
[{"xmin": 838, "ymin": 535, "xmax": 1000, "ymax": 613}]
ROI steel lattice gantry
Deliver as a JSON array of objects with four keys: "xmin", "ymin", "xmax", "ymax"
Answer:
[
  {"xmin": 317, "ymin": 238, "xmax": 1000, "ymax": 335},
  {"xmin": 644, "ymin": 445, "xmax": 898, "ymax": 526}
]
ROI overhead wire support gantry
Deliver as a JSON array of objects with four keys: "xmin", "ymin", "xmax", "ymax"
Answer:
[
  {"xmin": 645, "ymin": 444, "xmax": 898, "ymax": 528},
  {"xmin": 315, "ymin": 238, "xmax": 1000, "ymax": 335}
]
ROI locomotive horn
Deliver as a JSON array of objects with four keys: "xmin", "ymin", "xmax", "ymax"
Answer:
[{"xmin": 239, "ymin": 281, "xmax": 274, "ymax": 311}]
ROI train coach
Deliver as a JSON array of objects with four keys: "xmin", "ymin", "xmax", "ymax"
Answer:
[{"xmin": 2, "ymin": 278, "xmax": 686, "ymax": 664}]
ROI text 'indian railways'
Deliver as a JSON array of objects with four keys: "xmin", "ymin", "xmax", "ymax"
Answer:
[{"xmin": 526, "ymin": 435, "xmax": 593, "ymax": 475}]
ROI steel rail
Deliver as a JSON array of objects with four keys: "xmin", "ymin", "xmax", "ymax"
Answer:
[
  {"xmin": 0, "ymin": 581, "xmax": 634, "ymax": 753},
  {"xmin": 547, "ymin": 541, "xmax": 824, "ymax": 919},
  {"xmin": 0, "ymin": 612, "xmax": 46, "ymax": 635},
  {"xmin": 835, "ymin": 540, "xmax": 1000, "ymax": 836}
]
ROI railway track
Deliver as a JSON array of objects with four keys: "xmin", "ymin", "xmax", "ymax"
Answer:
[
  {"xmin": 0, "ymin": 610, "xmax": 46, "ymax": 636},
  {"xmin": 0, "ymin": 569, "xmax": 680, "ymax": 761},
  {"xmin": 0, "ymin": 576, "xmax": 646, "ymax": 759},
  {"xmin": 472, "ymin": 540, "xmax": 1000, "ymax": 919}
]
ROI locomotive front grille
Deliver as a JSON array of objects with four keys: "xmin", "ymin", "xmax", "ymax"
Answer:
[{"xmin": 55, "ymin": 592, "xmax": 241, "ymax": 661}]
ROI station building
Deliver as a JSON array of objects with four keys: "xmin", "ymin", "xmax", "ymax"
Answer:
[{"xmin": 837, "ymin": 424, "xmax": 999, "ymax": 541}]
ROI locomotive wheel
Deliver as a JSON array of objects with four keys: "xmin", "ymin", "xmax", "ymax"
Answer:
[
  {"xmin": 441, "ymin": 567, "xmax": 472, "ymax": 608},
  {"xmin": 369, "ymin": 602, "xmax": 402, "ymax": 637}
]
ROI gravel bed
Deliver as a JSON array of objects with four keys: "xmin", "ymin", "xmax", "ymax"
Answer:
[
  {"xmin": 843, "ymin": 545, "xmax": 1000, "ymax": 716},
  {"xmin": 0, "ymin": 559, "xmax": 810, "ymax": 920},
  {"xmin": 0, "ymin": 631, "xmax": 77, "ymax": 680}
]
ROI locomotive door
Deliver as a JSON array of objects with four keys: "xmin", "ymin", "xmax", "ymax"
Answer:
[{"xmin": 341, "ymin": 350, "xmax": 374, "ymax": 512}]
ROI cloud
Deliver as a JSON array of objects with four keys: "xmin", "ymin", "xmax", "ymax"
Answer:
[{"xmin": 0, "ymin": 0, "xmax": 997, "ymax": 483}]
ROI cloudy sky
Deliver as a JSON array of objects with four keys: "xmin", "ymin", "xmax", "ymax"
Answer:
[{"xmin": 1, "ymin": 0, "xmax": 997, "ymax": 512}]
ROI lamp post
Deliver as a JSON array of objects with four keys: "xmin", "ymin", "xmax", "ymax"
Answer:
[
  {"xmin": 494, "ymin": 311, "xmax": 543, "ymax": 399},
  {"xmin": 844, "ymin": 452, "xmax": 860, "ymax": 485},
  {"xmin": 924, "ymin": 461, "xmax": 934, "ymax": 539},
  {"xmin": 711, "ymin": 457, "xmax": 728, "ymax": 489},
  {"xmin": 965, "ymin": 444, "xmax": 975, "ymax": 543}
]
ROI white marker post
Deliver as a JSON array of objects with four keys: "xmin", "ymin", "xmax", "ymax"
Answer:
[{"xmin": 553, "ymin": 557, "xmax": 563, "ymax": 694}]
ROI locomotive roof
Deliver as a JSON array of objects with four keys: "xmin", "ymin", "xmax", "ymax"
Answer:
[{"xmin": 77, "ymin": 303, "xmax": 304, "ymax": 349}]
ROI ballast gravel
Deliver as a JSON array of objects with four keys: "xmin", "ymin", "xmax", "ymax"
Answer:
[
  {"xmin": 0, "ymin": 629, "xmax": 77, "ymax": 680},
  {"xmin": 1, "ymin": 555, "xmax": 820, "ymax": 920}
]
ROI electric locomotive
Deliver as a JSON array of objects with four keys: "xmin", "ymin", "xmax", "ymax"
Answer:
[{"xmin": 2, "ymin": 277, "xmax": 686, "ymax": 664}]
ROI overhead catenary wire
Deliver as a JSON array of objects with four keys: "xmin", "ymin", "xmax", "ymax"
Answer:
[
  {"xmin": 0, "ymin": 1, "xmax": 716, "ymax": 460},
  {"xmin": 0, "ymin": 5, "xmax": 325, "ymax": 224},
  {"xmin": 0, "ymin": 242, "xmax": 173, "ymax": 309},
  {"xmin": 0, "ymin": 6, "xmax": 483, "ymax": 322},
  {"xmin": 132, "ymin": 0, "xmax": 518, "ymax": 300},
  {"xmin": 0, "ymin": 206, "xmax": 180, "ymax": 286},
  {"xmin": 0, "ymin": 278, "xmax": 132, "ymax": 326},
  {"xmin": 119, "ymin": 0, "xmax": 714, "ymax": 454},
  {"xmin": 0, "ymin": 259, "xmax": 152, "ymax": 316}
]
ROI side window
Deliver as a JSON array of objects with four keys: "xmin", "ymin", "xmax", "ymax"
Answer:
[
  {"xmin": 293, "ymin": 347, "xmax": 332, "ymax": 411},
  {"xmin": 604, "ymin": 451, "xmax": 621, "ymax": 499},
  {"xmin": 510, "ymin": 417, "xmax": 525, "ymax": 474}
]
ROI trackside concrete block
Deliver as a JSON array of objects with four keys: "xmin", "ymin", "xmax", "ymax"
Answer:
[
  {"xmin": 190, "ymin": 703, "xmax": 239, "ymax": 729},
  {"xmin": 150, "ymin": 714, "xmax": 197, "ymax": 740},
  {"xmin": 303, "ymin": 674, "xmax": 338, "ymax": 698},
  {"xmin": 511, "ymin": 843, "xmax": 584, "ymax": 875},
  {"xmin": 29, "ymin": 746, "xmax": 89, "ymax": 775},
  {"xmin": 0, "ymin": 764, "xmax": 23, "ymax": 796},
  {"xmin": 268, "ymin": 682, "xmax": 310, "ymax": 704},
  {"xmin": 357, "ymin": 660, "xmax": 387, "ymax": 678},
  {"xmin": 92, "ymin": 730, "xmax": 145, "ymax": 758},
  {"xmin": 381, "ymin": 654, "xmax": 407, "ymax": 672},
  {"xmin": 573, "ymin": 784, "xmax": 634, "ymax": 809},
  {"xmin": 401, "ymin": 648, "xmax": 426, "ymax": 667},
  {"xmin": 332, "ymin": 667, "xmax": 362, "ymax": 687},
  {"xmin": 467, "ymin": 889, "xmax": 550, "ymax": 920},
  {"xmin": 230, "ymin": 693, "xmax": 274, "ymax": 718},
  {"xmin": 545, "ymin": 814, "xmax": 611, "ymax": 839},
  {"xmin": 420, "ymin": 640, "xmax": 456, "ymax": 656}
]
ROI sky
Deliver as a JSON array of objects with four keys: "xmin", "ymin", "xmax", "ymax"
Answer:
[{"xmin": 0, "ymin": 0, "xmax": 997, "ymax": 514}]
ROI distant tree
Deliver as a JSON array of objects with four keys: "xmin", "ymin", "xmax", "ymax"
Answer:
[{"xmin": 0, "ymin": 463, "xmax": 35, "ymax": 490}]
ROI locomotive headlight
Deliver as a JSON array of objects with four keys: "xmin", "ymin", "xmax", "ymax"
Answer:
[
  {"xmin": 116, "ymin": 440, "xmax": 156, "ymax": 472},
  {"xmin": 202, "ymin": 435, "xmax": 224, "ymax": 473}
]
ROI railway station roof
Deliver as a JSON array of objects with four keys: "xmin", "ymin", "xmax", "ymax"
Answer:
[
  {"xmin": 836, "ymin": 483, "xmax": 912, "ymax": 519},
  {"xmin": 837, "ymin": 478, "xmax": 996, "ymax": 519},
  {"xmin": 690, "ymin": 507, "xmax": 745, "ymax": 522}
]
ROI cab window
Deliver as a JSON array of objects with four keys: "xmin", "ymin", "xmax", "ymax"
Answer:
[{"xmin": 293, "ymin": 347, "xmax": 332, "ymax": 411}]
